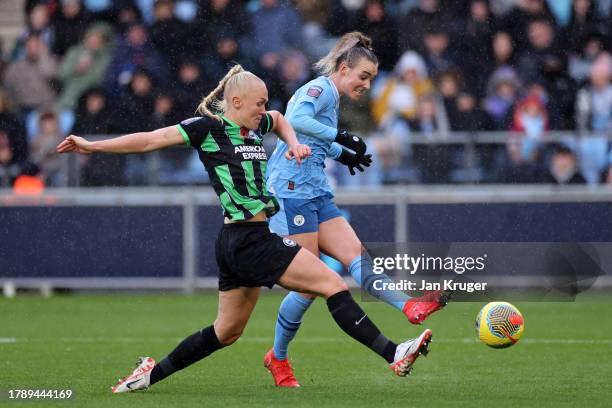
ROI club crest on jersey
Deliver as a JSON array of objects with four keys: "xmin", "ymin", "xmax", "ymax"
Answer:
[
  {"xmin": 293, "ymin": 215, "xmax": 305, "ymax": 226},
  {"xmin": 283, "ymin": 238, "xmax": 297, "ymax": 247},
  {"xmin": 240, "ymin": 127, "xmax": 260, "ymax": 141},
  {"xmin": 307, "ymin": 86, "xmax": 323, "ymax": 98}
]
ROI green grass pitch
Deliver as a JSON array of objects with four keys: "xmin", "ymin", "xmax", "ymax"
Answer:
[{"xmin": 1, "ymin": 292, "xmax": 611, "ymax": 407}]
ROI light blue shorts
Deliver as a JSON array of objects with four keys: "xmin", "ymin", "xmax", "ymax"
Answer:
[{"xmin": 268, "ymin": 195, "xmax": 343, "ymax": 236}]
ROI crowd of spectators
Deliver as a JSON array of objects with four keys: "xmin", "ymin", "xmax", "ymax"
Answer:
[{"xmin": 0, "ymin": 0, "xmax": 611, "ymax": 188}]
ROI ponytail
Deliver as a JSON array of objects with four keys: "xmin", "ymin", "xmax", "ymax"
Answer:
[
  {"xmin": 313, "ymin": 31, "xmax": 378, "ymax": 76},
  {"xmin": 196, "ymin": 64, "xmax": 246, "ymax": 121}
]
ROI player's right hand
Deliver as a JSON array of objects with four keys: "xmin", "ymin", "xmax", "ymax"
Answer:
[
  {"xmin": 334, "ymin": 129, "xmax": 367, "ymax": 156},
  {"xmin": 285, "ymin": 143, "xmax": 311, "ymax": 165},
  {"xmin": 56, "ymin": 135, "xmax": 95, "ymax": 154}
]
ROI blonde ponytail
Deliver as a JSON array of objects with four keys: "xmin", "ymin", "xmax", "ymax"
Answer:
[
  {"xmin": 196, "ymin": 64, "xmax": 246, "ymax": 120},
  {"xmin": 313, "ymin": 32, "xmax": 377, "ymax": 76}
]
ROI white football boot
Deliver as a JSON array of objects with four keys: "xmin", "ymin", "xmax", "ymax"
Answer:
[
  {"xmin": 111, "ymin": 357, "xmax": 156, "ymax": 393},
  {"xmin": 390, "ymin": 329, "xmax": 432, "ymax": 376}
]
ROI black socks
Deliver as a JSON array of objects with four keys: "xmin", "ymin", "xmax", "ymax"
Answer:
[
  {"xmin": 150, "ymin": 325, "xmax": 224, "ymax": 385},
  {"xmin": 326, "ymin": 290, "xmax": 397, "ymax": 363}
]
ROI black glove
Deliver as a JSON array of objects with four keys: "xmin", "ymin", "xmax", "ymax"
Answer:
[
  {"xmin": 334, "ymin": 129, "xmax": 367, "ymax": 156},
  {"xmin": 336, "ymin": 148, "xmax": 372, "ymax": 175}
]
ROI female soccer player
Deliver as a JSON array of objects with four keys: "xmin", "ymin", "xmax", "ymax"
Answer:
[
  {"xmin": 56, "ymin": 65, "xmax": 433, "ymax": 393},
  {"xmin": 264, "ymin": 32, "xmax": 449, "ymax": 387}
]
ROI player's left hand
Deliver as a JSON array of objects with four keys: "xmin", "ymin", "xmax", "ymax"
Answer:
[
  {"xmin": 285, "ymin": 143, "xmax": 311, "ymax": 165},
  {"xmin": 335, "ymin": 148, "xmax": 372, "ymax": 175}
]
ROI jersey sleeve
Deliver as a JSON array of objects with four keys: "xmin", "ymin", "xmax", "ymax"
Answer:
[
  {"xmin": 176, "ymin": 116, "xmax": 214, "ymax": 147},
  {"xmin": 327, "ymin": 142, "xmax": 343, "ymax": 159},
  {"xmin": 287, "ymin": 84, "xmax": 337, "ymax": 142},
  {"xmin": 258, "ymin": 112, "xmax": 274, "ymax": 135}
]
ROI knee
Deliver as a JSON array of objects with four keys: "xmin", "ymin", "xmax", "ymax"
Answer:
[
  {"xmin": 323, "ymin": 273, "xmax": 348, "ymax": 297},
  {"xmin": 213, "ymin": 322, "xmax": 244, "ymax": 346}
]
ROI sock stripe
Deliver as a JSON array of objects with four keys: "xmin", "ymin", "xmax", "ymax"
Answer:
[
  {"xmin": 277, "ymin": 313, "xmax": 301, "ymax": 328},
  {"xmin": 277, "ymin": 315, "xmax": 301, "ymax": 332}
]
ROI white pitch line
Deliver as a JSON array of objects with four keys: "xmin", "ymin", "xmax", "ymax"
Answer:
[{"xmin": 2, "ymin": 337, "xmax": 611, "ymax": 345}]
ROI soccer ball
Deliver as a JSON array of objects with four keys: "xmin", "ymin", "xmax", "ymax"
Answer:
[{"xmin": 475, "ymin": 302, "xmax": 524, "ymax": 348}]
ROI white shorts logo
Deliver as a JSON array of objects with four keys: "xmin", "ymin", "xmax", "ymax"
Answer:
[
  {"xmin": 283, "ymin": 238, "xmax": 297, "ymax": 247},
  {"xmin": 293, "ymin": 215, "xmax": 305, "ymax": 226}
]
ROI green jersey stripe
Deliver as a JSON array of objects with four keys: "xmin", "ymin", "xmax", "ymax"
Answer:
[
  {"xmin": 241, "ymin": 161, "xmax": 260, "ymax": 196},
  {"xmin": 215, "ymin": 164, "xmax": 267, "ymax": 215},
  {"xmin": 176, "ymin": 124, "xmax": 190, "ymax": 146},
  {"xmin": 219, "ymin": 192, "xmax": 245, "ymax": 220},
  {"xmin": 202, "ymin": 131, "xmax": 220, "ymax": 152}
]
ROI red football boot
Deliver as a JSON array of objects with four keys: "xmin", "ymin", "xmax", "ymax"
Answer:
[
  {"xmin": 264, "ymin": 349, "xmax": 300, "ymax": 388},
  {"xmin": 403, "ymin": 290, "xmax": 452, "ymax": 324}
]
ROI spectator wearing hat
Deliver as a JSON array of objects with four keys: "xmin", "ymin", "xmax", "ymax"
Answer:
[
  {"xmin": 56, "ymin": 22, "xmax": 115, "ymax": 109},
  {"xmin": 371, "ymin": 50, "xmax": 434, "ymax": 126}
]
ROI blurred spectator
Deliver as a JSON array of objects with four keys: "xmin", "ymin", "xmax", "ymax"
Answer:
[
  {"xmin": 371, "ymin": 51, "xmax": 434, "ymax": 126},
  {"xmin": 268, "ymin": 49, "xmax": 311, "ymax": 111},
  {"xmin": 2, "ymin": 34, "xmax": 58, "ymax": 117},
  {"xmin": 72, "ymin": 87, "xmax": 112, "ymax": 134},
  {"xmin": 325, "ymin": 0, "xmax": 361, "ymax": 36},
  {"xmin": 476, "ymin": 31, "xmax": 518, "ymax": 97},
  {"xmin": 0, "ymin": 90, "xmax": 28, "ymax": 163},
  {"xmin": 516, "ymin": 19, "xmax": 577, "ymax": 129},
  {"xmin": 202, "ymin": 32, "xmax": 252, "ymax": 83},
  {"xmin": 56, "ymin": 22, "xmax": 114, "ymax": 109},
  {"xmin": 568, "ymin": 30, "xmax": 607, "ymax": 83},
  {"xmin": 52, "ymin": 0, "xmax": 92, "ymax": 57},
  {"xmin": 12, "ymin": 3, "xmax": 54, "ymax": 60},
  {"xmin": 355, "ymin": 0, "xmax": 399, "ymax": 72},
  {"xmin": 575, "ymin": 52, "xmax": 612, "ymax": 183},
  {"xmin": 459, "ymin": 0, "xmax": 498, "ymax": 98},
  {"xmin": 243, "ymin": 0, "xmax": 303, "ymax": 79},
  {"xmin": 149, "ymin": 0, "xmax": 190, "ymax": 72},
  {"xmin": 562, "ymin": 0, "xmax": 608, "ymax": 54},
  {"xmin": 151, "ymin": 90, "xmax": 180, "ymax": 128},
  {"xmin": 114, "ymin": 3, "xmax": 144, "ymax": 33},
  {"xmin": 103, "ymin": 23, "xmax": 169, "ymax": 98},
  {"xmin": 409, "ymin": 93, "xmax": 451, "ymax": 183},
  {"xmin": 490, "ymin": 137, "xmax": 543, "ymax": 183},
  {"xmin": 109, "ymin": 69, "xmax": 156, "ymax": 134},
  {"xmin": 0, "ymin": 130, "xmax": 39, "ymax": 187},
  {"xmin": 576, "ymin": 52, "xmax": 612, "ymax": 132},
  {"xmin": 421, "ymin": 28, "xmax": 459, "ymax": 79},
  {"xmin": 172, "ymin": 60, "xmax": 209, "ymax": 118},
  {"xmin": 516, "ymin": 19, "xmax": 564, "ymax": 85},
  {"xmin": 545, "ymin": 0, "xmax": 573, "ymax": 27},
  {"xmin": 29, "ymin": 111, "xmax": 66, "ymax": 186},
  {"xmin": 541, "ymin": 144, "xmax": 587, "ymax": 183},
  {"xmin": 293, "ymin": 0, "xmax": 329, "ymax": 27},
  {"xmin": 451, "ymin": 92, "xmax": 494, "ymax": 131},
  {"xmin": 500, "ymin": 0, "xmax": 557, "ymax": 53},
  {"xmin": 72, "ymin": 87, "xmax": 126, "ymax": 186},
  {"xmin": 436, "ymin": 69, "xmax": 463, "ymax": 114},
  {"xmin": 397, "ymin": 0, "xmax": 453, "ymax": 55},
  {"xmin": 512, "ymin": 91, "xmax": 549, "ymax": 136},
  {"xmin": 483, "ymin": 68, "xmax": 520, "ymax": 130},
  {"xmin": 196, "ymin": 0, "xmax": 249, "ymax": 55}
]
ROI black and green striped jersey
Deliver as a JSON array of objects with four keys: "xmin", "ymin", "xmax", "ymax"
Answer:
[{"xmin": 176, "ymin": 113, "xmax": 279, "ymax": 221}]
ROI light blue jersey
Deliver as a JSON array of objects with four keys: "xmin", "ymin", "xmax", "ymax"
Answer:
[{"xmin": 267, "ymin": 76, "xmax": 343, "ymax": 199}]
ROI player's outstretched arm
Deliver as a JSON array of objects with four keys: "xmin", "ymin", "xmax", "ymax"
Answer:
[
  {"xmin": 267, "ymin": 110, "xmax": 311, "ymax": 165},
  {"xmin": 56, "ymin": 126, "xmax": 185, "ymax": 155}
]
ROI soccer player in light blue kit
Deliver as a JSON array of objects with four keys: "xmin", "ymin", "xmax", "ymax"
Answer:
[{"xmin": 264, "ymin": 32, "xmax": 450, "ymax": 387}]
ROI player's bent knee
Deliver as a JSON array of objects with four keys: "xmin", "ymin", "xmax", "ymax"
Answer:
[{"xmin": 216, "ymin": 328, "xmax": 243, "ymax": 345}]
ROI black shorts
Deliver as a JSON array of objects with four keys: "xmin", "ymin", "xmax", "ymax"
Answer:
[{"xmin": 216, "ymin": 222, "xmax": 302, "ymax": 291}]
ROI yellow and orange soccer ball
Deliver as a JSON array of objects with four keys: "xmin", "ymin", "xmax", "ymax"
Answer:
[{"xmin": 475, "ymin": 302, "xmax": 524, "ymax": 348}]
